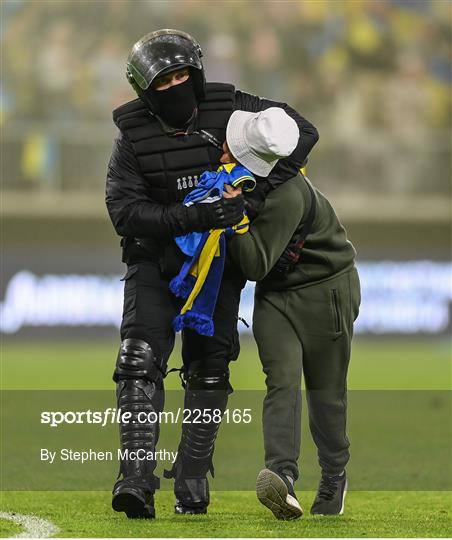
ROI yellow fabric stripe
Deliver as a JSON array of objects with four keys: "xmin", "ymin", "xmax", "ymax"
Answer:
[
  {"xmin": 218, "ymin": 163, "xmax": 236, "ymax": 173},
  {"xmin": 301, "ymin": 166, "xmax": 307, "ymax": 175},
  {"xmin": 189, "ymin": 259, "xmax": 199, "ymax": 279},
  {"xmin": 181, "ymin": 214, "xmax": 249, "ymax": 315},
  {"xmin": 233, "ymin": 215, "xmax": 250, "ymax": 234},
  {"xmin": 231, "ymin": 175, "xmax": 256, "ymax": 191},
  {"xmin": 180, "ymin": 229, "xmax": 223, "ymax": 314}
]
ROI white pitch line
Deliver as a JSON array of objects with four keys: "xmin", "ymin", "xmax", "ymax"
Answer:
[{"xmin": 0, "ymin": 511, "xmax": 59, "ymax": 538}]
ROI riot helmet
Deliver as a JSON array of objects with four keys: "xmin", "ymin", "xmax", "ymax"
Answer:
[{"xmin": 126, "ymin": 29, "xmax": 206, "ymax": 106}]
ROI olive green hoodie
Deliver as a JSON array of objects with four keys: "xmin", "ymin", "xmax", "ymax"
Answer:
[{"xmin": 228, "ymin": 174, "xmax": 356, "ymax": 291}]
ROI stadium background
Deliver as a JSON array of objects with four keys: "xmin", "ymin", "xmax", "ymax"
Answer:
[{"xmin": 1, "ymin": 1, "xmax": 451, "ymax": 538}]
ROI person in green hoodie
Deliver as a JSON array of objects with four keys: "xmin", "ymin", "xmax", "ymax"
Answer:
[{"xmin": 220, "ymin": 108, "xmax": 361, "ymax": 519}]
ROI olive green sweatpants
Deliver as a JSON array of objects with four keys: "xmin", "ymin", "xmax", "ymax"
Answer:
[{"xmin": 252, "ymin": 267, "xmax": 361, "ymax": 480}]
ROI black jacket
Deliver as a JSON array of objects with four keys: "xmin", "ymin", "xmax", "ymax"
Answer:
[{"xmin": 106, "ymin": 89, "xmax": 319, "ymax": 241}]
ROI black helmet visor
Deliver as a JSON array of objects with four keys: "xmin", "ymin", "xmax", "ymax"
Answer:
[{"xmin": 127, "ymin": 34, "xmax": 202, "ymax": 91}]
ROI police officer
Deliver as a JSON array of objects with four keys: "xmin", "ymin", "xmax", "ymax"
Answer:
[{"xmin": 106, "ymin": 29, "xmax": 319, "ymax": 519}]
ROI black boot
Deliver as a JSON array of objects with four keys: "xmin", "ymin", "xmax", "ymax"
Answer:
[
  {"xmin": 165, "ymin": 458, "xmax": 210, "ymax": 515},
  {"xmin": 111, "ymin": 339, "xmax": 163, "ymax": 519},
  {"xmin": 165, "ymin": 367, "xmax": 230, "ymax": 514}
]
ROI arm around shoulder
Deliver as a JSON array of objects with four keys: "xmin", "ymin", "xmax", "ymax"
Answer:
[
  {"xmin": 229, "ymin": 176, "xmax": 306, "ymax": 281},
  {"xmin": 234, "ymin": 90, "xmax": 319, "ymax": 184}
]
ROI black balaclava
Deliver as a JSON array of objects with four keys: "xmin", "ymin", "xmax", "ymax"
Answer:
[{"xmin": 148, "ymin": 75, "xmax": 197, "ymax": 129}]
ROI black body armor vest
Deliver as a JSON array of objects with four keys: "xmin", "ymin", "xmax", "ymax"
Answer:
[{"xmin": 113, "ymin": 83, "xmax": 235, "ymax": 205}]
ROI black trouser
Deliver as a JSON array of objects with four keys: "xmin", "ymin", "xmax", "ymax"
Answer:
[
  {"xmin": 118, "ymin": 259, "xmax": 245, "ymax": 489},
  {"xmin": 120, "ymin": 260, "xmax": 245, "ymax": 372}
]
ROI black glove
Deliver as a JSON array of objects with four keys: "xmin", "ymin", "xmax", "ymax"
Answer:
[
  {"xmin": 243, "ymin": 182, "xmax": 269, "ymax": 221},
  {"xmin": 190, "ymin": 196, "xmax": 245, "ymax": 230}
]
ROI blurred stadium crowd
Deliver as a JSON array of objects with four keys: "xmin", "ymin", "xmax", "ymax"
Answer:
[{"xmin": 2, "ymin": 0, "xmax": 451, "ymax": 197}]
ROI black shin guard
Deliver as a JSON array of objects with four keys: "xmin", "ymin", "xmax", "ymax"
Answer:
[
  {"xmin": 165, "ymin": 368, "xmax": 230, "ymax": 512},
  {"xmin": 112, "ymin": 338, "xmax": 162, "ymax": 518}
]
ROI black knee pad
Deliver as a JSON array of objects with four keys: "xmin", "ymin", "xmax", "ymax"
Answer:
[
  {"xmin": 185, "ymin": 368, "xmax": 230, "ymax": 391},
  {"xmin": 113, "ymin": 338, "xmax": 162, "ymax": 383}
]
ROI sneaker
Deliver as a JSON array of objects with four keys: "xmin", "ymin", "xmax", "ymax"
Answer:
[
  {"xmin": 112, "ymin": 481, "xmax": 155, "ymax": 519},
  {"xmin": 310, "ymin": 471, "xmax": 347, "ymax": 515},
  {"xmin": 256, "ymin": 469, "xmax": 303, "ymax": 520}
]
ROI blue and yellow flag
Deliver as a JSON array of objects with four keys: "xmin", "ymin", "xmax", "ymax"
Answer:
[{"xmin": 170, "ymin": 164, "xmax": 254, "ymax": 336}]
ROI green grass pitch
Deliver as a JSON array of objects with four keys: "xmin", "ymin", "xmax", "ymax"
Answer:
[
  {"xmin": 1, "ymin": 490, "xmax": 450, "ymax": 538},
  {"xmin": 1, "ymin": 337, "xmax": 451, "ymax": 537}
]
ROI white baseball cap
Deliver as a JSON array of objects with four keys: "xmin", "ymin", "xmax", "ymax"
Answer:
[{"xmin": 226, "ymin": 107, "xmax": 299, "ymax": 177}]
